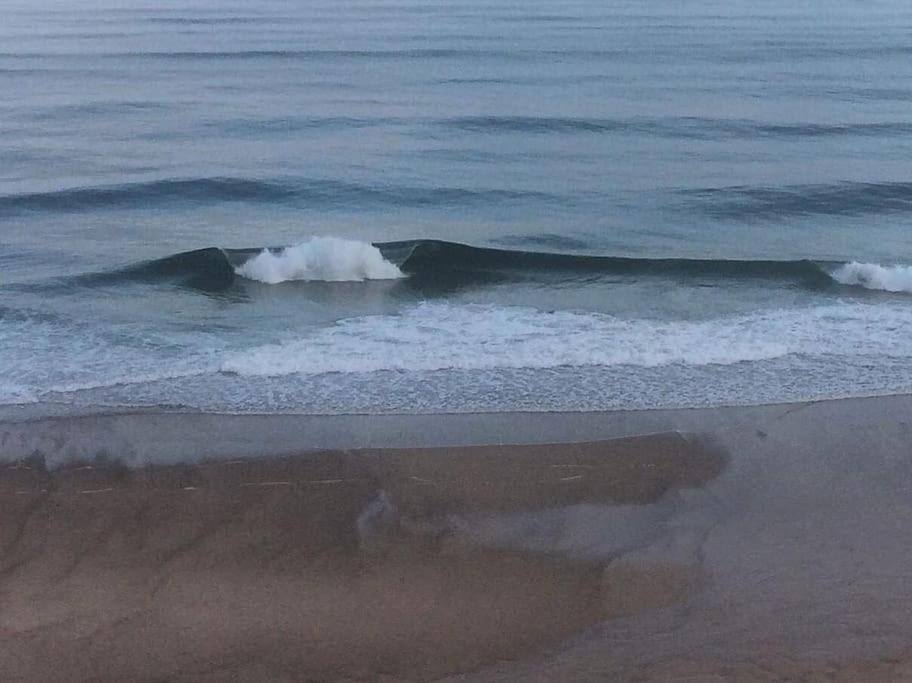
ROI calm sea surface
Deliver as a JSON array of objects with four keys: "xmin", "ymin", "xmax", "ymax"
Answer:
[{"xmin": 3, "ymin": 0, "xmax": 912, "ymax": 413}]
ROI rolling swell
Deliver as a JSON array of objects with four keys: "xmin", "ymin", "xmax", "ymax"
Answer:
[
  {"xmin": 686, "ymin": 181, "xmax": 912, "ymax": 220},
  {"xmin": 0, "ymin": 179, "xmax": 294, "ymax": 216},
  {"xmin": 0, "ymin": 178, "xmax": 554, "ymax": 217},
  {"xmin": 9, "ymin": 177, "xmax": 912, "ymax": 220},
  {"xmin": 441, "ymin": 116, "xmax": 912, "ymax": 139}
]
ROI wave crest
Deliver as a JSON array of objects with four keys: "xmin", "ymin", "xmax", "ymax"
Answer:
[
  {"xmin": 831, "ymin": 262, "xmax": 912, "ymax": 293},
  {"xmin": 235, "ymin": 237, "xmax": 404, "ymax": 284}
]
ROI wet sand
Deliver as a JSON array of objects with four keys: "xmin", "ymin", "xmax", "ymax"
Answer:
[
  {"xmin": 0, "ymin": 433, "xmax": 719, "ymax": 681},
  {"xmin": 4, "ymin": 396, "xmax": 912, "ymax": 680}
]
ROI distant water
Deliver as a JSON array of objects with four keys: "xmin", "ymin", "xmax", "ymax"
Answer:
[{"xmin": 3, "ymin": 0, "xmax": 912, "ymax": 414}]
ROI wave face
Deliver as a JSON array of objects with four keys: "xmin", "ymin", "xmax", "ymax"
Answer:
[
  {"xmin": 831, "ymin": 262, "xmax": 912, "ymax": 293},
  {"xmin": 391, "ymin": 240, "xmax": 834, "ymax": 283},
  {"xmin": 73, "ymin": 247, "xmax": 244, "ymax": 292},
  {"xmin": 235, "ymin": 237, "xmax": 404, "ymax": 284}
]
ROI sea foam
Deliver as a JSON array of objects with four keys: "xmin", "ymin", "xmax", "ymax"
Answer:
[
  {"xmin": 235, "ymin": 237, "xmax": 403, "ymax": 284},
  {"xmin": 832, "ymin": 262, "xmax": 912, "ymax": 293},
  {"xmin": 219, "ymin": 301, "xmax": 912, "ymax": 378}
]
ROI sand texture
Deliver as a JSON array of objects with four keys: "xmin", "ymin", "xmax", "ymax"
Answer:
[
  {"xmin": 6, "ymin": 396, "xmax": 912, "ymax": 680},
  {"xmin": 0, "ymin": 433, "xmax": 719, "ymax": 681}
]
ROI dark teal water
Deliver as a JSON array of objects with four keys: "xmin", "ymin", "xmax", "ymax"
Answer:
[{"xmin": 3, "ymin": 0, "xmax": 912, "ymax": 413}]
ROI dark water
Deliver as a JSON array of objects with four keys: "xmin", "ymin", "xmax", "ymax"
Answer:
[{"xmin": 3, "ymin": 0, "xmax": 912, "ymax": 413}]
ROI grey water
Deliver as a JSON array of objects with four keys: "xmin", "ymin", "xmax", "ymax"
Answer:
[{"xmin": 3, "ymin": 0, "xmax": 912, "ymax": 414}]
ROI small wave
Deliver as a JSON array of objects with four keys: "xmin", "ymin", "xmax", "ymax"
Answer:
[
  {"xmin": 106, "ymin": 49, "xmax": 515, "ymax": 61},
  {"xmin": 0, "ymin": 178, "xmax": 293, "ymax": 216},
  {"xmin": 145, "ymin": 16, "xmax": 276, "ymax": 25},
  {"xmin": 437, "ymin": 116, "xmax": 912, "ymax": 139},
  {"xmin": 751, "ymin": 121, "xmax": 912, "ymax": 138},
  {"xmin": 443, "ymin": 116, "xmax": 625, "ymax": 134},
  {"xmin": 675, "ymin": 119, "xmax": 912, "ymax": 140},
  {"xmin": 0, "ymin": 178, "xmax": 553, "ymax": 216},
  {"xmin": 831, "ymin": 262, "xmax": 912, "ymax": 293},
  {"xmin": 684, "ymin": 181, "xmax": 912, "ymax": 220},
  {"xmin": 489, "ymin": 233, "xmax": 593, "ymax": 251},
  {"xmin": 235, "ymin": 237, "xmax": 404, "ymax": 284},
  {"xmin": 209, "ymin": 116, "xmax": 392, "ymax": 137},
  {"xmin": 23, "ymin": 100, "xmax": 171, "ymax": 122}
]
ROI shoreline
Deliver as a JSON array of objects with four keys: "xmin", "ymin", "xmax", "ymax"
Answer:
[
  {"xmin": 2, "ymin": 388, "xmax": 906, "ymax": 421},
  {"xmin": 3, "ymin": 392, "xmax": 912, "ymax": 468}
]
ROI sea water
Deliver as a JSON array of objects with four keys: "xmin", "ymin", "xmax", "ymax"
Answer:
[{"xmin": 3, "ymin": 0, "xmax": 912, "ymax": 414}]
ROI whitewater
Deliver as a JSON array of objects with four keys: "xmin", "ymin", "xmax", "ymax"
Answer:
[{"xmin": 235, "ymin": 237, "xmax": 404, "ymax": 284}]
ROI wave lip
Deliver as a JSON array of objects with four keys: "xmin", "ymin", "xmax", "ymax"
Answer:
[
  {"xmin": 235, "ymin": 237, "xmax": 404, "ymax": 284},
  {"xmin": 831, "ymin": 262, "xmax": 912, "ymax": 293}
]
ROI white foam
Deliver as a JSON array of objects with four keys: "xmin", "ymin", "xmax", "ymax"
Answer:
[
  {"xmin": 0, "ymin": 382, "xmax": 37, "ymax": 404},
  {"xmin": 0, "ymin": 315, "xmax": 219, "ymax": 404},
  {"xmin": 235, "ymin": 236, "xmax": 403, "ymax": 284},
  {"xmin": 832, "ymin": 262, "xmax": 912, "ymax": 293},
  {"xmin": 220, "ymin": 301, "xmax": 912, "ymax": 378}
]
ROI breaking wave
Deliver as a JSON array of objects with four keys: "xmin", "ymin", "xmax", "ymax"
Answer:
[
  {"xmin": 235, "ymin": 237, "xmax": 403, "ymax": 284},
  {"xmin": 33, "ymin": 238, "xmax": 912, "ymax": 295},
  {"xmin": 831, "ymin": 262, "xmax": 912, "ymax": 293}
]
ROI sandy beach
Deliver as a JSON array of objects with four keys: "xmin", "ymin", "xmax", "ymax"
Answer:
[{"xmin": 3, "ymin": 396, "xmax": 912, "ymax": 680}]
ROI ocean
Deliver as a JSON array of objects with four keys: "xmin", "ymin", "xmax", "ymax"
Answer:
[{"xmin": 3, "ymin": 0, "xmax": 912, "ymax": 415}]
